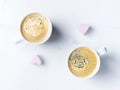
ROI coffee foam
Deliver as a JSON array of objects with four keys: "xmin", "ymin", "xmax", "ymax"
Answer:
[
  {"xmin": 68, "ymin": 47, "xmax": 97, "ymax": 77},
  {"xmin": 24, "ymin": 15, "xmax": 44, "ymax": 37},
  {"xmin": 21, "ymin": 13, "xmax": 50, "ymax": 43}
]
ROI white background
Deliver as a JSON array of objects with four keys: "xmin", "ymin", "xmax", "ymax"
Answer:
[{"xmin": 0, "ymin": 0, "xmax": 120, "ymax": 90}]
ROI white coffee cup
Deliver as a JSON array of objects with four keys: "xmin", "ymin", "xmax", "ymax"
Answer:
[
  {"xmin": 68, "ymin": 47, "xmax": 107, "ymax": 79},
  {"xmin": 16, "ymin": 13, "xmax": 52, "ymax": 44}
]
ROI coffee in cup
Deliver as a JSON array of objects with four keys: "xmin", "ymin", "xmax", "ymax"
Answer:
[
  {"xmin": 20, "ymin": 13, "xmax": 52, "ymax": 44},
  {"xmin": 68, "ymin": 47, "xmax": 107, "ymax": 79}
]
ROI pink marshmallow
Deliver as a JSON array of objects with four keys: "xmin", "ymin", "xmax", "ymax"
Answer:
[
  {"xmin": 79, "ymin": 24, "xmax": 90, "ymax": 34},
  {"xmin": 32, "ymin": 55, "xmax": 43, "ymax": 65}
]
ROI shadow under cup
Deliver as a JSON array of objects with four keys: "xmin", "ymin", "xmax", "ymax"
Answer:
[
  {"xmin": 68, "ymin": 47, "xmax": 100, "ymax": 79},
  {"xmin": 20, "ymin": 13, "xmax": 52, "ymax": 44}
]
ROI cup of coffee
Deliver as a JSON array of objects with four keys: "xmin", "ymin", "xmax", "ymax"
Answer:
[
  {"xmin": 20, "ymin": 13, "xmax": 52, "ymax": 44},
  {"xmin": 68, "ymin": 47, "xmax": 107, "ymax": 79}
]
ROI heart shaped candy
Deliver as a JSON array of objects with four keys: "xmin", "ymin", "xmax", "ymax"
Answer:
[
  {"xmin": 79, "ymin": 24, "xmax": 90, "ymax": 34},
  {"xmin": 32, "ymin": 55, "xmax": 43, "ymax": 65}
]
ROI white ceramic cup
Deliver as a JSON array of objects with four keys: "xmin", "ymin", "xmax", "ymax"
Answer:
[
  {"xmin": 68, "ymin": 47, "xmax": 107, "ymax": 79},
  {"xmin": 16, "ymin": 13, "xmax": 52, "ymax": 44}
]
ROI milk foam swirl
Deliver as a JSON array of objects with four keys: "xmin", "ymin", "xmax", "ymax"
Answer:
[
  {"xmin": 70, "ymin": 51, "xmax": 89, "ymax": 69},
  {"xmin": 24, "ymin": 16, "xmax": 44, "ymax": 37}
]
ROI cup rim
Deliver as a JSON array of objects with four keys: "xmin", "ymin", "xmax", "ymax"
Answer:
[
  {"xmin": 67, "ymin": 46, "xmax": 100, "ymax": 79},
  {"xmin": 20, "ymin": 12, "xmax": 52, "ymax": 44}
]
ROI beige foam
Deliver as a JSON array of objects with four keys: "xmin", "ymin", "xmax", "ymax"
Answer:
[
  {"xmin": 21, "ymin": 13, "xmax": 49, "ymax": 43},
  {"xmin": 68, "ymin": 47, "xmax": 97, "ymax": 77}
]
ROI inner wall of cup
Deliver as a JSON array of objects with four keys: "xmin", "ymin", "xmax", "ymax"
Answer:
[
  {"xmin": 86, "ymin": 49, "xmax": 100, "ymax": 79},
  {"xmin": 44, "ymin": 17, "xmax": 52, "ymax": 41}
]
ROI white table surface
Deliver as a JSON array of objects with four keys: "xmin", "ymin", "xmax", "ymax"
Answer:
[{"xmin": 0, "ymin": 0, "xmax": 120, "ymax": 90}]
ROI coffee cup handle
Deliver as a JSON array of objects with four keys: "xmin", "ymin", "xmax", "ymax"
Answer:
[
  {"xmin": 15, "ymin": 39, "xmax": 23, "ymax": 44},
  {"xmin": 97, "ymin": 47, "xmax": 107, "ymax": 56}
]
